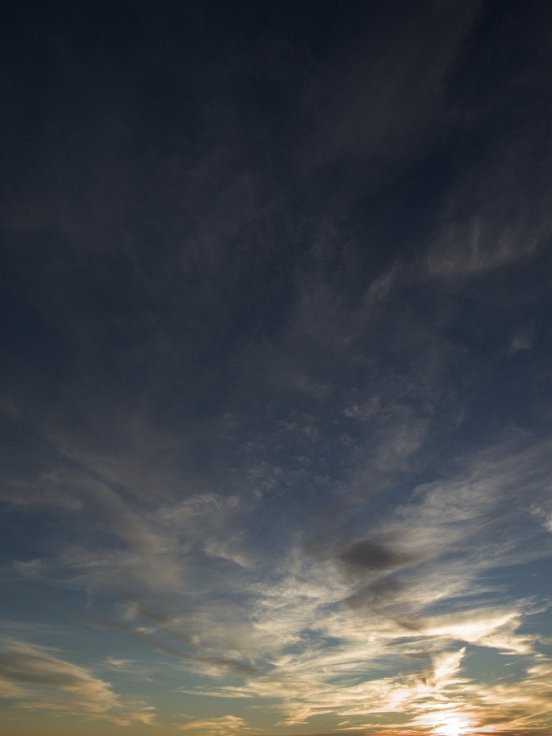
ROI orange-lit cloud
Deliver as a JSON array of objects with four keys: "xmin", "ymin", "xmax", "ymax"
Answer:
[{"xmin": 179, "ymin": 715, "xmax": 253, "ymax": 735}]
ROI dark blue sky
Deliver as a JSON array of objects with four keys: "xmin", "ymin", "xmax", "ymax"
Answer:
[{"xmin": 1, "ymin": 3, "xmax": 551, "ymax": 735}]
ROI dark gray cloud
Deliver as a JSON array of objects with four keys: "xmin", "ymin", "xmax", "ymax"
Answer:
[
  {"xmin": 344, "ymin": 577, "xmax": 406, "ymax": 610},
  {"xmin": 338, "ymin": 539, "xmax": 418, "ymax": 574}
]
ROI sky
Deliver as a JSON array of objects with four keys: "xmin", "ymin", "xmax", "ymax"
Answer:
[{"xmin": 1, "ymin": 1, "xmax": 551, "ymax": 735}]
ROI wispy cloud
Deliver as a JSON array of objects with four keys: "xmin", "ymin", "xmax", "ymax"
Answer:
[
  {"xmin": 0, "ymin": 638, "xmax": 155, "ymax": 725},
  {"xmin": 3, "ymin": 420, "xmax": 551, "ymax": 732},
  {"xmin": 1, "ymin": 2, "xmax": 551, "ymax": 733},
  {"xmin": 425, "ymin": 135, "xmax": 552, "ymax": 280},
  {"xmin": 179, "ymin": 715, "xmax": 254, "ymax": 735},
  {"xmin": 169, "ymin": 436, "xmax": 552, "ymax": 731}
]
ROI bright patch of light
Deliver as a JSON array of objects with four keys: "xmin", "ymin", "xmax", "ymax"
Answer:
[{"xmin": 416, "ymin": 709, "xmax": 474, "ymax": 736}]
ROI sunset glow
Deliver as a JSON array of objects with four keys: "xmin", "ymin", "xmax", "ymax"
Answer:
[{"xmin": 416, "ymin": 709, "xmax": 474, "ymax": 736}]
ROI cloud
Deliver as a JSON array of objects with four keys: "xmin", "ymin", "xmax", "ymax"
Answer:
[
  {"xmin": 509, "ymin": 325, "xmax": 534, "ymax": 354},
  {"xmin": 178, "ymin": 715, "xmax": 252, "ymax": 735},
  {"xmin": 304, "ymin": 1, "xmax": 481, "ymax": 167},
  {"xmin": 0, "ymin": 638, "xmax": 155, "ymax": 725},
  {"xmin": 425, "ymin": 133, "xmax": 552, "ymax": 280},
  {"xmin": 338, "ymin": 539, "xmax": 420, "ymax": 574},
  {"xmin": 5, "ymin": 432, "xmax": 551, "ymax": 734},
  {"xmin": 1, "ymin": 3, "xmax": 551, "ymax": 735},
  {"xmin": 171, "ymin": 435, "xmax": 552, "ymax": 731}
]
